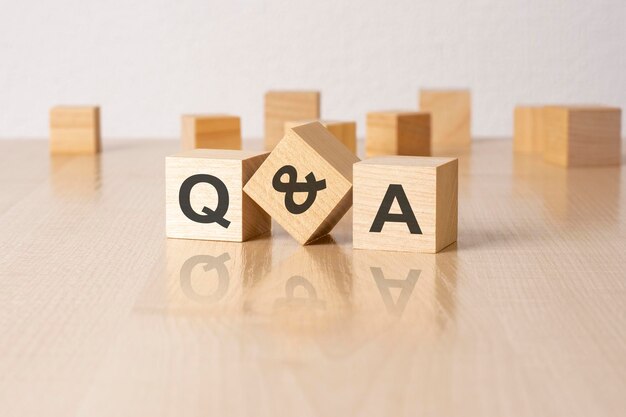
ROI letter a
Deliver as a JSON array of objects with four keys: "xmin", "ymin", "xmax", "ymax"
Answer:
[{"xmin": 369, "ymin": 184, "xmax": 422, "ymax": 234}]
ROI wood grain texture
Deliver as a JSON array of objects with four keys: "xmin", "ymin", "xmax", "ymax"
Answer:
[
  {"xmin": 166, "ymin": 149, "xmax": 270, "ymax": 242},
  {"xmin": 543, "ymin": 106, "xmax": 621, "ymax": 167},
  {"xmin": 49, "ymin": 106, "xmax": 100, "ymax": 154},
  {"xmin": 353, "ymin": 156, "xmax": 457, "ymax": 253},
  {"xmin": 365, "ymin": 111, "xmax": 430, "ymax": 157},
  {"xmin": 419, "ymin": 90, "xmax": 471, "ymax": 152},
  {"xmin": 264, "ymin": 91, "xmax": 320, "ymax": 150},
  {"xmin": 0, "ymin": 138, "xmax": 625, "ymax": 417},
  {"xmin": 181, "ymin": 114, "xmax": 241, "ymax": 150},
  {"xmin": 285, "ymin": 119, "xmax": 357, "ymax": 154},
  {"xmin": 245, "ymin": 122, "xmax": 360, "ymax": 244},
  {"xmin": 513, "ymin": 106, "xmax": 545, "ymax": 153}
]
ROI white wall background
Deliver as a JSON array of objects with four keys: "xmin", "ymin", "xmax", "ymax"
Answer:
[{"xmin": 0, "ymin": 0, "xmax": 624, "ymax": 140}]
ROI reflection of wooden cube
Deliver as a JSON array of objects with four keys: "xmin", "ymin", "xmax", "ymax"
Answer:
[
  {"xmin": 264, "ymin": 91, "xmax": 320, "ymax": 150},
  {"xmin": 243, "ymin": 243, "xmax": 352, "ymax": 321},
  {"xmin": 419, "ymin": 90, "xmax": 471, "ymax": 151},
  {"xmin": 365, "ymin": 111, "xmax": 430, "ymax": 157},
  {"xmin": 285, "ymin": 120, "xmax": 357, "ymax": 154},
  {"xmin": 352, "ymin": 250, "xmax": 435, "ymax": 318},
  {"xmin": 181, "ymin": 114, "xmax": 241, "ymax": 150},
  {"xmin": 543, "ymin": 106, "xmax": 622, "ymax": 167},
  {"xmin": 49, "ymin": 106, "xmax": 100, "ymax": 154},
  {"xmin": 353, "ymin": 156, "xmax": 458, "ymax": 253},
  {"xmin": 244, "ymin": 122, "xmax": 360, "ymax": 245},
  {"xmin": 134, "ymin": 237, "xmax": 273, "ymax": 315},
  {"xmin": 514, "ymin": 106, "xmax": 545, "ymax": 153},
  {"xmin": 50, "ymin": 155, "xmax": 101, "ymax": 199},
  {"xmin": 166, "ymin": 149, "xmax": 270, "ymax": 242}
]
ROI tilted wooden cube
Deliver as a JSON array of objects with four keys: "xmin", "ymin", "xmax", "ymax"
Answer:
[
  {"xmin": 244, "ymin": 122, "xmax": 360, "ymax": 245},
  {"xmin": 542, "ymin": 106, "xmax": 621, "ymax": 167},
  {"xmin": 365, "ymin": 111, "xmax": 430, "ymax": 157},
  {"xmin": 419, "ymin": 89, "xmax": 471, "ymax": 152},
  {"xmin": 514, "ymin": 106, "xmax": 545, "ymax": 153},
  {"xmin": 353, "ymin": 156, "xmax": 458, "ymax": 253},
  {"xmin": 285, "ymin": 119, "xmax": 357, "ymax": 154},
  {"xmin": 181, "ymin": 114, "xmax": 241, "ymax": 150},
  {"xmin": 166, "ymin": 149, "xmax": 271, "ymax": 242},
  {"xmin": 264, "ymin": 91, "xmax": 320, "ymax": 150},
  {"xmin": 49, "ymin": 106, "xmax": 100, "ymax": 154}
]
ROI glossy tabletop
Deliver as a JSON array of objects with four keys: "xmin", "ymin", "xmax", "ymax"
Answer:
[{"xmin": 0, "ymin": 139, "xmax": 625, "ymax": 417}]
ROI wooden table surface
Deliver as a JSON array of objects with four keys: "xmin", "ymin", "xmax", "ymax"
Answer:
[{"xmin": 0, "ymin": 139, "xmax": 625, "ymax": 417}]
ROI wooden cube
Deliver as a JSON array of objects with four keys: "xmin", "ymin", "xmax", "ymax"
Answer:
[
  {"xmin": 542, "ymin": 106, "xmax": 621, "ymax": 167},
  {"xmin": 353, "ymin": 156, "xmax": 458, "ymax": 253},
  {"xmin": 166, "ymin": 149, "xmax": 271, "ymax": 242},
  {"xmin": 244, "ymin": 122, "xmax": 360, "ymax": 245},
  {"xmin": 181, "ymin": 114, "xmax": 241, "ymax": 150},
  {"xmin": 264, "ymin": 91, "xmax": 320, "ymax": 150},
  {"xmin": 419, "ymin": 89, "xmax": 471, "ymax": 151},
  {"xmin": 285, "ymin": 119, "xmax": 357, "ymax": 154},
  {"xmin": 514, "ymin": 106, "xmax": 544, "ymax": 153},
  {"xmin": 365, "ymin": 111, "xmax": 430, "ymax": 157},
  {"xmin": 49, "ymin": 106, "xmax": 100, "ymax": 154}
]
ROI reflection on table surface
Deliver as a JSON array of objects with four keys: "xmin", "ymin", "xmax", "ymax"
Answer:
[
  {"xmin": 137, "ymin": 227, "xmax": 458, "ymax": 334},
  {"xmin": 0, "ymin": 139, "xmax": 624, "ymax": 417}
]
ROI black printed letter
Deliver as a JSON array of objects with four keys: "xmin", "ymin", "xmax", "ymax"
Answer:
[
  {"xmin": 179, "ymin": 174, "xmax": 230, "ymax": 228},
  {"xmin": 369, "ymin": 184, "xmax": 422, "ymax": 234}
]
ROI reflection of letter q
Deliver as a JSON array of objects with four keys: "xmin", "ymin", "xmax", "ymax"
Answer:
[{"xmin": 179, "ymin": 253, "xmax": 231, "ymax": 304}]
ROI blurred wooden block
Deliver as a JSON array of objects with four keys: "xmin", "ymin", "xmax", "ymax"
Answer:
[
  {"xmin": 284, "ymin": 119, "xmax": 357, "ymax": 153},
  {"xmin": 49, "ymin": 106, "xmax": 100, "ymax": 154},
  {"xmin": 419, "ymin": 89, "xmax": 471, "ymax": 151},
  {"xmin": 353, "ymin": 156, "xmax": 458, "ymax": 253},
  {"xmin": 166, "ymin": 149, "xmax": 271, "ymax": 242},
  {"xmin": 181, "ymin": 114, "xmax": 241, "ymax": 150},
  {"xmin": 514, "ymin": 106, "xmax": 544, "ymax": 153},
  {"xmin": 264, "ymin": 91, "xmax": 320, "ymax": 150},
  {"xmin": 244, "ymin": 122, "xmax": 360, "ymax": 245},
  {"xmin": 365, "ymin": 111, "xmax": 430, "ymax": 157},
  {"xmin": 543, "ymin": 106, "xmax": 621, "ymax": 167}
]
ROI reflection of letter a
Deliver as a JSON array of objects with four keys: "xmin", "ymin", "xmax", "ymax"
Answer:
[{"xmin": 371, "ymin": 267, "xmax": 421, "ymax": 316}]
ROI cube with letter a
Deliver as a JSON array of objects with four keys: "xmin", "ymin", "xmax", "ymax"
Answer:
[
  {"xmin": 353, "ymin": 156, "xmax": 458, "ymax": 253},
  {"xmin": 166, "ymin": 149, "xmax": 271, "ymax": 242},
  {"xmin": 244, "ymin": 122, "xmax": 360, "ymax": 245}
]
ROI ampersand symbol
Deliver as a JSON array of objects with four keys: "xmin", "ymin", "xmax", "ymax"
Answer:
[{"xmin": 272, "ymin": 165, "xmax": 327, "ymax": 214}]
